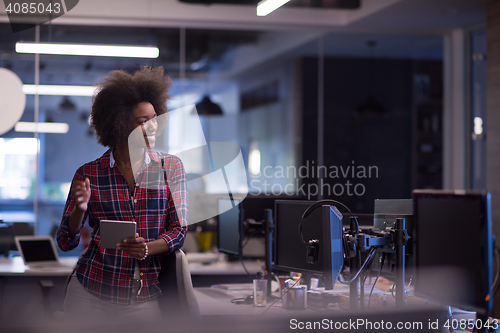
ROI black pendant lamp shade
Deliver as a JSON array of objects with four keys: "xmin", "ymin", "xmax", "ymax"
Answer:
[
  {"xmin": 356, "ymin": 95, "xmax": 387, "ymax": 118},
  {"xmin": 58, "ymin": 97, "xmax": 76, "ymax": 112},
  {"xmin": 195, "ymin": 96, "xmax": 223, "ymax": 116}
]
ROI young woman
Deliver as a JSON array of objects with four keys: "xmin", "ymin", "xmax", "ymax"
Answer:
[{"xmin": 57, "ymin": 66, "xmax": 187, "ymax": 323}]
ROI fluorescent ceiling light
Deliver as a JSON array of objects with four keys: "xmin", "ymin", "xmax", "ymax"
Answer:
[
  {"xmin": 23, "ymin": 84, "xmax": 95, "ymax": 96},
  {"xmin": 15, "ymin": 122, "xmax": 69, "ymax": 134},
  {"xmin": 249, "ymin": 149, "xmax": 261, "ymax": 176},
  {"xmin": 257, "ymin": 0, "xmax": 290, "ymax": 16},
  {"xmin": 474, "ymin": 117, "xmax": 483, "ymax": 135},
  {"xmin": 16, "ymin": 42, "xmax": 159, "ymax": 58}
]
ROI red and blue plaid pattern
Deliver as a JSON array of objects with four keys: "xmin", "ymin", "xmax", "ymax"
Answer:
[{"xmin": 57, "ymin": 149, "xmax": 187, "ymax": 304}]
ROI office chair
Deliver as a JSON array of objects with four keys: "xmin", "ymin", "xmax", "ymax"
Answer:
[
  {"xmin": 158, "ymin": 249, "xmax": 200, "ymax": 318},
  {"xmin": 11, "ymin": 222, "xmax": 34, "ymax": 236}
]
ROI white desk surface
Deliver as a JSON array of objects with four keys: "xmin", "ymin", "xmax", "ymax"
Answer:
[
  {"xmin": 185, "ymin": 252, "xmax": 263, "ymax": 275},
  {"xmin": 0, "ymin": 255, "xmax": 262, "ymax": 276},
  {"xmin": 194, "ymin": 281, "xmax": 412, "ymax": 316},
  {"xmin": 194, "ymin": 285, "xmax": 332, "ymax": 317},
  {"xmin": 188, "ymin": 260, "xmax": 263, "ymax": 275},
  {"xmin": 0, "ymin": 256, "xmax": 78, "ymax": 276},
  {"xmin": 195, "ymin": 286, "xmax": 290, "ymax": 316}
]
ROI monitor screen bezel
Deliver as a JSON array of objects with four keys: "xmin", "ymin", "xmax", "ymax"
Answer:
[{"xmin": 273, "ymin": 200, "xmax": 325, "ymax": 276}]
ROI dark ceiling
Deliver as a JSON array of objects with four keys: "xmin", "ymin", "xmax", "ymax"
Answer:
[{"xmin": 0, "ymin": 23, "xmax": 262, "ymax": 84}]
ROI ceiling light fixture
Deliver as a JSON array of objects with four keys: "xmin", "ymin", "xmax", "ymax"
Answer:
[
  {"xmin": 23, "ymin": 84, "xmax": 95, "ymax": 96},
  {"xmin": 16, "ymin": 42, "xmax": 159, "ymax": 58},
  {"xmin": 248, "ymin": 141, "xmax": 261, "ymax": 176},
  {"xmin": 195, "ymin": 96, "xmax": 223, "ymax": 116},
  {"xmin": 15, "ymin": 122, "xmax": 69, "ymax": 134},
  {"xmin": 257, "ymin": 0, "xmax": 290, "ymax": 16},
  {"xmin": 58, "ymin": 97, "xmax": 76, "ymax": 112}
]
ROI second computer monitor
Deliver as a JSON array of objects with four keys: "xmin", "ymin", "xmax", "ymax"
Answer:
[
  {"xmin": 217, "ymin": 198, "xmax": 243, "ymax": 256},
  {"xmin": 242, "ymin": 194, "xmax": 304, "ymax": 222},
  {"xmin": 274, "ymin": 201, "xmax": 323, "ymax": 274},
  {"xmin": 413, "ymin": 190, "xmax": 493, "ymax": 315}
]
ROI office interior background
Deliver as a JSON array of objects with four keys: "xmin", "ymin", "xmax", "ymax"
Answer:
[{"xmin": 2, "ymin": 0, "xmax": 500, "ymax": 315}]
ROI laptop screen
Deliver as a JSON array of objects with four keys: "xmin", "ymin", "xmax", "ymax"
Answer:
[{"xmin": 17, "ymin": 238, "xmax": 57, "ymax": 263}]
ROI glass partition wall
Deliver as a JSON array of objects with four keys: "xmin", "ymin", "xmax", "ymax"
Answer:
[
  {"xmin": 0, "ymin": 21, "xmax": 454, "ymax": 254},
  {"xmin": 0, "ymin": 24, "xmax": 301, "ymax": 248}
]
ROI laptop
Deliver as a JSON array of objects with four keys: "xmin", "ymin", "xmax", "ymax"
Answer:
[{"xmin": 15, "ymin": 236, "xmax": 71, "ymax": 270}]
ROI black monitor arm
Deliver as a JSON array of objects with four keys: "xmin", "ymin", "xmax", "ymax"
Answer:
[{"xmin": 344, "ymin": 217, "xmax": 410, "ymax": 310}]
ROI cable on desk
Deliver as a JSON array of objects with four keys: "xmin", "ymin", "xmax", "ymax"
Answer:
[
  {"xmin": 239, "ymin": 220, "xmax": 265, "ymax": 276},
  {"xmin": 242, "ymin": 229, "xmax": 263, "ymax": 249},
  {"xmin": 368, "ymin": 252, "xmax": 386, "ymax": 308},
  {"xmin": 361, "ymin": 248, "xmax": 380, "ymax": 286},
  {"xmin": 338, "ymin": 247, "xmax": 377, "ymax": 285},
  {"xmin": 231, "ymin": 295, "xmax": 254, "ymax": 305},
  {"xmin": 359, "ymin": 248, "xmax": 379, "ymax": 308},
  {"xmin": 390, "ymin": 276, "xmax": 413, "ymax": 300},
  {"xmin": 239, "ymin": 251, "xmax": 251, "ymax": 276}
]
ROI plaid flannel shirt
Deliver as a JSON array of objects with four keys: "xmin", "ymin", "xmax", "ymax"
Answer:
[{"xmin": 57, "ymin": 149, "xmax": 187, "ymax": 304}]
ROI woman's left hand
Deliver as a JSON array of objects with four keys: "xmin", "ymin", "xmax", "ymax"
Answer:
[{"xmin": 117, "ymin": 233, "xmax": 147, "ymax": 260}]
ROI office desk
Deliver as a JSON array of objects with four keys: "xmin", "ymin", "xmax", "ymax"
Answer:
[
  {"xmin": 193, "ymin": 282, "xmax": 441, "ymax": 316},
  {"xmin": 0, "ymin": 256, "xmax": 78, "ymax": 276},
  {"xmin": 194, "ymin": 284, "xmax": 372, "ymax": 316},
  {"xmin": 189, "ymin": 259, "xmax": 263, "ymax": 287},
  {"xmin": 0, "ymin": 256, "xmax": 452, "ymax": 333},
  {"xmin": 195, "ymin": 286, "xmax": 314, "ymax": 316},
  {"xmin": 0, "ymin": 256, "xmax": 78, "ymax": 327},
  {"xmin": 193, "ymin": 286, "xmax": 449, "ymax": 333},
  {"xmin": 0, "ymin": 255, "xmax": 262, "ymax": 327}
]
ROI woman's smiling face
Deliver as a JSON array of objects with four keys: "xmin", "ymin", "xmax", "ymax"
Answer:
[{"xmin": 129, "ymin": 102, "xmax": 158, "ymax": 149}]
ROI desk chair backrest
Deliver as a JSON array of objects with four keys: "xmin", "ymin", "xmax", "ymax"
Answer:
[{"xmin": 158, "ymin": 249, "xmax": 200, "ymax": 318}]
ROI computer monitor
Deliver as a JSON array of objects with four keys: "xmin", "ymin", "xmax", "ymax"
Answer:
[
  {"xmin": 413, "ymin": 190, "xmax": 493, "ymax": 315},
  {"xmin": 240, "ymin": 194, "xmax": 304, "ymax": 258},
  {"xmin": 341, "ymin": 213, "xmax": 374, "ymax": 228},
  {"xmin": 0, "ymin": 224, "xmax": 15, "ymax": 257},
  {"xmin": 371, "ymin": 199, "xmax": 414, "ymax": 276},
  {"xmin": 242, "ymin": 194, "xmax": 304, "ymax": 223},
  {"xmin": 322, "ymin": 205, "xmax": 344, "ymax": 290},
  {"xmin": 273, "ymin": 200, "xmax": 344, "ymax": 290},
  {"xmin": 0, "ymin": 222, "xmax": 34, "ymax": 257},
  {"xmin": 216, "ymin": 198, "xmax": 243, "ymax": 256},
  {"xmin": 373, "ymin": 199, "xmax": 413, "ymax": 238}
]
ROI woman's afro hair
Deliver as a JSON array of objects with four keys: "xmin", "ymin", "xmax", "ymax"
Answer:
[{"xmin": 90, "ymin": 66, "xmax": 172, "ymax": 148}]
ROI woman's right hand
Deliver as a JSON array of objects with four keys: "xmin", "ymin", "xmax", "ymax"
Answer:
[{"xmin": 72, "ymin": 178, "xmax": 91, "ymax": 212}]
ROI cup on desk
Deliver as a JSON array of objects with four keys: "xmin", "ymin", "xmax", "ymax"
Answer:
[
  {"xmin": 278, "ymin": 276, "xmax": 289, "ymax": 295},
  {"xmin": 283, "ymin": 285, "xmax": 307, "ymax": 310},
  {"xmin": 310, "ymin": 277, "xmax": 319, "ymax": 290},
  {"xmin": 253, "ymin": 279, "xmax": 267, "ymax": 307}
]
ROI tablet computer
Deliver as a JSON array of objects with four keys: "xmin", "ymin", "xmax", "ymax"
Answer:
[{"xmin": 100, "ymin": 220, "xmax": 137, "ymax": 249}]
